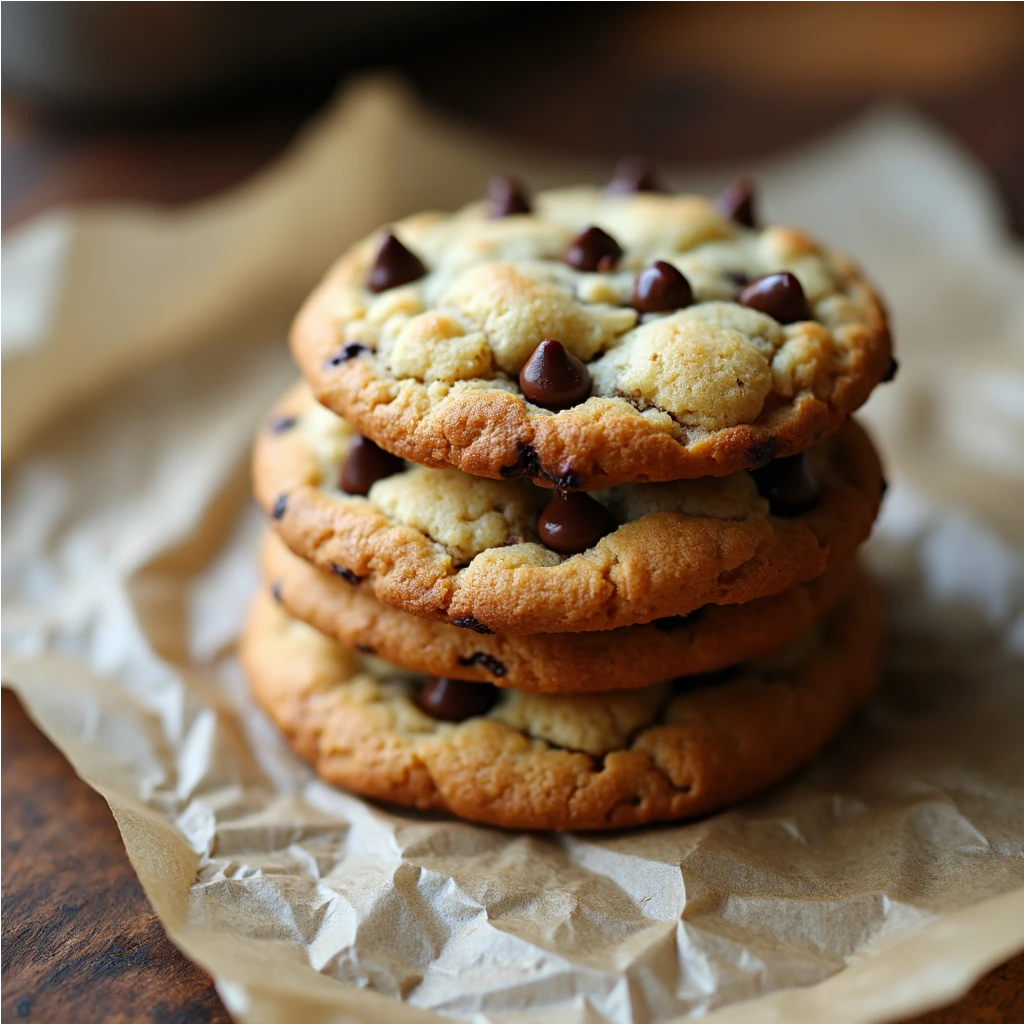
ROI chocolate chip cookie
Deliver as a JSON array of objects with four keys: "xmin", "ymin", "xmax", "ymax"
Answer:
[
  {"xmin": 263, "ymin": 528, "xmax": 861, "ymax": 692},
  {"xmin": 291, "ymin": 181, "xmax": 892, "ymax": 489},
  {"xmin": 253, "ymin": 384, "xmax": 883, "ymax": 634},
  {"xmin": 240, "ymin": 573, "xmax": 882, "ymax": 831}
]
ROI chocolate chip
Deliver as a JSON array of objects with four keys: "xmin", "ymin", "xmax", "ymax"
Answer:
[
  {"xmin": 563, "ymin": 226, "xmax": 623, "ymax": 272},
  {"xmin": 329, "ymin": 563, "xmax": 363, "ymax": 585},
  {"xmin": 714, "ymin": 178, "xmax": 757, "ymax": 227},
  {"xmin": 271, "ymin": 581, "xmax": 283, "ymax": 603},
  {"xmin": 416, "ymin": 677, "xmax": 500, "ymax": 722},
  {"xmin": 519, "ymin": 339, "xmax": 592, "ymax": 410},
  {"xmin": 746, "ymin": 437, "xmax": 778, "ymax": 470},
  {"xmin": 452, "ymin": 616, "xmax": 494, "ymax": 634},
  {"xmin": 500, "ymin": 443, "xmax": 541, "ymax": 480},
  {"xmin": 457, "ymin": 652, "xmax": 508, "ymax": 678},
  {"xmin": 633, "ymin": 261, "xmax": 693, "ymax": 313},
  {"xmin": 271, "ymin": 494, "xmax": 288, "ymax": 520},
  {"xmin": 555, "ymin": 471, "xmax": 582, "ymax": 490},
  {"xmin": 652, "ymin": 607, "xmax": 705, "ymax": 633},
  {"xmin": 538, "ymin": 490, "xmax": 617, "ymax": 554},
  {"xmin": 752, "ymin": 453, "xmax": 821, "ymax": 517},
  {"xmin": 488, "ymin": 175, "xmax": 531, "ymax": 218},
  {"xmin": 268, "ymin": 415, "xmax": 297, "ymax": 434},
  {"xmin": 739, "ymin": 272, "xmax": 811, "ymax": 324},
  {"xmin": 368, "ymin": 231, "xmax": 426, "ymax": 293},
  {"xmin": 324, "ymin": 342, "xmax": 368, "ymax": 367},
  {"xmin": 607, "ymin": 156, "xmax": 659, "ymax": 194},
  {"xmin": 883, "ymin": 357, "xmax": 899, "ymax": 382},
  {"xmin": 340, "ymin": 435, "xmax": 405, "ymax": 495},
  {"xmin": 355, "ymin": 643, "xmax": 376, "ymax": 654}
]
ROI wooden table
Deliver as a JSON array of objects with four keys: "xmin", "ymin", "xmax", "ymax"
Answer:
[{"xmin": 3, "ymin": 5, "xmax": 1023, "ymax": 1021}]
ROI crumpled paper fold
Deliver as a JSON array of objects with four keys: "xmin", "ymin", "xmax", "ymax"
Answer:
[{"xmin": 3, "ymin": 77, "xmax": 1024, "ymax": 1024}]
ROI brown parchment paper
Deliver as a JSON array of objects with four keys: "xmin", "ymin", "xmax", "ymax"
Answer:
[{"xmin": 3, "ymin": 77, "xmax": 1024, "ymax": 1024}]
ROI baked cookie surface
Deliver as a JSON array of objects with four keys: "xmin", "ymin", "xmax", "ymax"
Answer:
[
  {"xmin": 263, "ymin": 529, "xmax": 861, "ymax": 692},
  {"xmin": 254, "ymin": 384, "xmax": 883, "ymax": 634},
  {"xmin": 291, "ymin": 185, "xmax": 892, "ymax": 489},
  {"xmin": 241, "ymin": 575, "xmax": 882, "ymax": 831}
]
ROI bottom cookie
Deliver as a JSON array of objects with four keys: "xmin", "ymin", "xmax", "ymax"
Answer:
[{"xmin": 240, "ymin": 575, "xmax": 882, "ymax": 831}]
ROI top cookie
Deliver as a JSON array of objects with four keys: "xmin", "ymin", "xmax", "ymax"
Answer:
[{"xmin": 292, "ymin": 179, "xmax": 892, "ymax": 489}]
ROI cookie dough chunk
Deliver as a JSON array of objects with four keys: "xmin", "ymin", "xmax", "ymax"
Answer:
[
  {"xmin": 291, "ymin": 186, "xmax": 892, "ymax": 488},
  {"xmin": 263, "ymin": 529, "xmax": 861, "ymax": 692},
  {"xmin": 253, "ymin": 384, "xmax": 884, "ymax": 634},
  {"xmin": 241, "ymin": 575, "xmax": 882, "ymax": 830}
]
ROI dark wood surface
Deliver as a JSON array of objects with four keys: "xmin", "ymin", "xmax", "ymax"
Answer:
[{"xmin": 3, "ymin": 4, "xmax": 1023, "ymax": 1021}]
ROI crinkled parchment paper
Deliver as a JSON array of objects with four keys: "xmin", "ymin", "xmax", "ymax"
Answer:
[{"xmin": 3, "ymin": 78, "xmax": 1024, "ymax": 1024}]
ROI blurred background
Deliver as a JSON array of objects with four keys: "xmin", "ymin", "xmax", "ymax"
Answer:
[{"xmin": 3, "ymin": 2, "xmax": 1023, "ymax": 233}]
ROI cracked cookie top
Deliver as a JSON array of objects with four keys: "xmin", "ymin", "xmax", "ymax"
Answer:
[
  {"xmin": 241, "ymin": 573, "xmax": 882, "ymax": 830},
  {"xmin": 253, "ymin": 384, "xmax": 883, "ymax": 634},
  {"xmin": 291, "ymin": 183, "xmax": 892, "ymax": 489}
]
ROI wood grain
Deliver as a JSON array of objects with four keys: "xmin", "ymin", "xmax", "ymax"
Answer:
[{"xmin": 2, "ymin": 4, "xmax": 1022, "ymax": 1021}]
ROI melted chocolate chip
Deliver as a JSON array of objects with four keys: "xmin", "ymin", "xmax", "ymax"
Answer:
[
  {"xmin": 324, "ymin": 342, "xmax": 368, "ymax": 367},
  {"xmin": 488, "ymin": 175, "xmax": 531, "ymax": 218},
  {"xmin": 538, "ymin": 490, "xmax": 617, "ymax": 554},
  {"xmin": 746, "ymin": 437, "xmax": 778, "ymax": 470},
  {"xmin": 739, "ymin": 273, "xmax": 811, "ymax": 324},
  {"xmin": 563, "ymin": 226, "xmax": 623, "ymax": 272},
  {"xmin": 519, "ymin": 339, "xmax": 592, "ymax": 410},
  {"xmin": 883, "ymin": 357, "xmax": 899, "ymax": 383},
  {"xmin": 268, "ymin": 415, "xmax": 297, "ymax": 434},
  {"xmin": 457, "ymin": 652, "xmax": 508, "ymax": 678},
  {"xmin": 652, "ymin": 607, "xmax": 706, "ymax": 633},
  {"xmin": 271, "ymin": 494, "xmax": 288, "ymax": 520},
  {"xmin": 329, "ymin": 563, "xmax": 363, "ymax": 585},
  {"xmin": 607, "ymin": 156, "xmax": 659, "ymax": 194},
  {"xmin": 500, "ymin": 443, "xmax": 541, "ymax": 480},
  {"xmin": 713, "ymin": 177, "xmax": 757, "ymax": 227},
  {"xmin": 368, "ymin": 231, "xmax": 426, "ymax": 293},
  {"xmin": 633, "ymin": 261, "xmax": 693, "ymax": 313},
  {"xmin": 752, "ymin": 453, "xmax": 821, "ymax": 517},
  {"xmin": 340, "ymin": 435, "xmax": 405, "ymax": 495},
  {"xmin": 271, "ymin": 581, "xmax": 283, "ymax": 603},
  {"xmin": 452, "ymin": 616, "xmax": 494, "ymax": 634},
  {"xmin": 416, "ymin": 677, "xmax": 500, "ymax": 722},
  {"xmin": 555, "ymin": 471, "xmax": 582, "ymax": 490}
]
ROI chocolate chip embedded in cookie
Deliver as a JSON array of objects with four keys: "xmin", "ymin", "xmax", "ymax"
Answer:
[
  {"xmin": 240, "ymin": 574, "xmax": 882, "ymax": 831},
  {"xmin": 291, "ymin": 185, "xmax": 893, "ymax": 488},
  {"xmin": 254, "ymin": 383, "xmax": 884, "ymax": 634},
  {"xmin": 261, "ymin": 529, "xmax": 863, "ymax": 693}
]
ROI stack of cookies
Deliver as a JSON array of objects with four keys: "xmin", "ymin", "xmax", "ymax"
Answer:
[{"xmin": 242, "ymin": 166, "xmax": 893, "ymax": 831}]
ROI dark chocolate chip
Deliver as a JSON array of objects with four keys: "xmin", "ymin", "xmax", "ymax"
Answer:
[
  {"xmin": 325, "ymin": 342, "xmax": 368, "ymax": 367},
  {"xmin": 416, "ymin": 677, "xmax": 500, "ymax": 722},
  {"xmin": 555, "ymin": 471, "xmax": 582, "ymax": 491},
  {"xmin": 452, "ymin": 616, "xmax": 494, "ymax": 634},
  {"xmin": 488, "ymin": 175, "xmax": 531, "ymax": 218},
  {"xmin": 714, "ymin": 178, "xmax": 757, "ymax": 227},
  {"xmin": 563, "ymin": 226, "xmax": 623, "ymax": 272},
  {"xmin": 355, "ymin": 643, "xmax": 376, "ymax": 654},
  {"xmin": 271, "ymin": 494, "xmax": 288, "ymax": 520},
  {"xmin": 739, "ymin": 273, "xmax": 811, "ymax": 324},
  {"xmin": 652, "ymin": 607, "xmax": 706, "ymax": 633},
  {"xmin": 519, "ymin": 339, "xmax": 592, "ymax": 410},
  {"xmin": 538, "ymin": 490, "xmax": 617, "ymax": 554},
  {"xmin": 457, "ymin": 652, "xmax": 508, "ymax": 678},
  {"xmin": 883, "ymin": 357, "xmax": 899, "ymax": 382},
  {"xmin": 746, "ymin": 437, "xmax": 779, "ymax": 470},
  {"xmin": 607, "ymin": 156, "xmax": 659, "ymax": 194},
  {"xmin": 268, "ymin": 415, "xmax": 297, "ymax": 434},
  {"xmin": 271, "ymin": 581, "xmax": 283, "ymax": 603},
  {"xmin": 340, "ymin": 435, "xmax": 405, "ymax": 495},
  {"xmin": 329, "ymin": 563, "xmax": 363, "ymax": 585},
  {"xmin": 500, "ymin": 443, "xmax": 541, "ymax": 480},
  {"xmin": 752, "ymin": 453, "xmax": 821, "ymax": 517},
  {"xmin": 632, "ymin": 261, "xmax": 693, "ymax": 313},
  {"xmin": 368, "ymin": 231, "xmax": 426, "ymax": 293}
]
